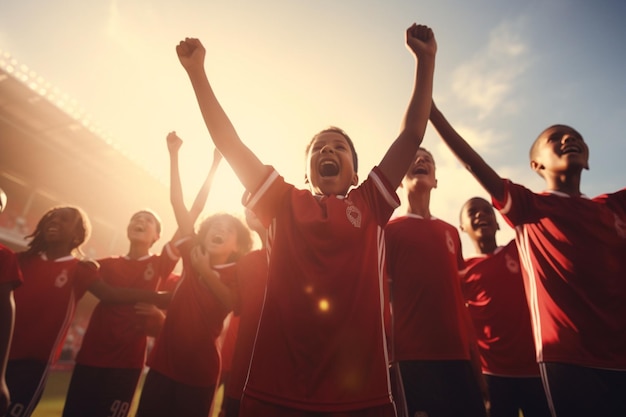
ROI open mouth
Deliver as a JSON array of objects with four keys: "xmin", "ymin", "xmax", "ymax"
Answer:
[
  {"xmin": 133, "ymin": 225, "xmax": 145, "ymax": 232},
  {"xmin": 412, "ymin": 166, "xmax": 429, "ymax": 175},
  {"xmin": 319, "ymin": 161, "xmax": 339, "ymax": 177},
  {"xmin": 561, "ymin": 145, "xmax": 580, "ymax": 155},
  {"xmin": 474, "ymin": 220, "xmax": 490, "ymax": 228},
  {"xmin": 211, "ymin": 235, "xmax": 224, "ymax": 244}
]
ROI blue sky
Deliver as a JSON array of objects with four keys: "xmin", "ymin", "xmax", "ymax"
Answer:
[{"xmin": 1, "ymin": 0, "xmax": 625, "ymax": 255}]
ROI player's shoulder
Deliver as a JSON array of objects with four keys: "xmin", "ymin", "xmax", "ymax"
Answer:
[{"xmin": 78, "ymin": 258, "xmax": 100, "ymax": 271}]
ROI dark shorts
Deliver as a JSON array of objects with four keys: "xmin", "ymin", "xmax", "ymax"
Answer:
[
  {"xmin": 484, "ymin": 374, "xmax": 550, "ymax": 417},
  {"xmin": 239, "ymin": 395, "xmax": 397, "ymax": 417},
  {"xmin": 397, "ymin": 359, "xmax": 487, "ymax": 417},
  {"xmin": 5, "ymin": 359, "xmax": 48, "ymax": 417},
  {"xmin": 540, "ymin": 362, "xmax": 626, "ymax": 417},
  {"xmin": 134, "ymin": 369, "xmax": 216, "ymax": 417},
  {"xmin": 221, "ymin": 394, "xmax": 241, "ymax": 417},
  {"xmin": 62, "ymin": 364, "xmax": 142, "ymax": 417}
]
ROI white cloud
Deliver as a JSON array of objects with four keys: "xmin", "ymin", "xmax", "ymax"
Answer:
[{"xmin": 451, "ymin": 17, "xmax": 531, "ymax": 119}]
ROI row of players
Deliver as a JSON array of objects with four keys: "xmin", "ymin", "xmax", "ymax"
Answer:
[{"xmin": 2, "ymin": 22, "xmax": 625, "ymax": 417}]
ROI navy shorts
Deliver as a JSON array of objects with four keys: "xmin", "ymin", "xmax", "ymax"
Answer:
[
  {"xmin": 62, "ymin": 363, "xmax": 142, "ymax": 417},
  {"xmin": 540, "ymin": 362, "xmax": 626, "ymax": 417}
]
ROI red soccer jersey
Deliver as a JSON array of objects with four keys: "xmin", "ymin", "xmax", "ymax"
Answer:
[
  {"xmin": 11, "ymin": 253, "xmax": 99, "ymax": 363},
  {"xmin": 243, "ymin": 167, "xmax": 399, "ymax": 412},
  {"xmin": 461, "ymin": 240, "xmax": 539, "ymax": 376},
  {"xmin": 146, "ymin": 237, "xmax": 234, "ymax": 387},
  {"xmin": 493, "ymin": 182, "xmax": 626, "ymax": 368},
  {"xmin": 224, "ymin": 248, "xmax": 268, "ymax": 401},
  {"xmin": 75, "ymin": 243, "xmax": 179, "ymax": 369},
  {"xmin": 385, "ymin": 214, "xmax": 470, "ymax": 362},
  {"xmin": 0, "ymin": 244, "xmax": 23, "ymax": 289}
]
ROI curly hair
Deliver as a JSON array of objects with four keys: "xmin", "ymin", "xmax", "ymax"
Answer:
[{"xmin": 196, "ymin": 212, "xmax": 253, "ymax": 263}]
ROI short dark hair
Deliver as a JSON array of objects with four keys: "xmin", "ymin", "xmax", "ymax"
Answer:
[
  {"xmin": 305, "ymin": 126, "xmax": 358, "ymax": 173},
  {"xmin": 529, "ymin": 124, "xmax": 584, "ymax": 161},
  {"xmin": 132, "ymin": 209, "xmax": 162, "ymax": 235}
]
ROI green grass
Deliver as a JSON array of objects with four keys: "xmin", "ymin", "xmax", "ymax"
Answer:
[{"xmin": 31, "ymin": 368, "xmax": 223, "ymax": 417}]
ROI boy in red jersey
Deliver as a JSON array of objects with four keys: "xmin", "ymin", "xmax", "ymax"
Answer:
[
  {"xmin": 134, "ymin": 133, "xmax": 252, "ymax": 417},
  {"xmin": 176, "ymin": 22, "xmax": 436, "ymax": 416},
  {"xmin": 62, "ymin": 209, "xmax": 180, "ymax": 417},
  {"xmin": 0, "ymin": 189, "xmax": 23, "ymax": 415},
  {"xmin": 430, "ymin": 101, "xmax": 626, "ymax": 416},
  {"xmin": 385, "ymin": 148, "xmax": 487, "ymax": 417},
  {"xmin": 459, "ymin": 197, "xmax": 550, "ymax": 417}
]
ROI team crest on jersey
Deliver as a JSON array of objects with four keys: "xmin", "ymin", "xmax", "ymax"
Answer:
[
  {"xmin": 345, "ymin": 202, "xmax": 362, "ymax": 228},
  {"xmin": 614, "ymin": 213, "xmax": 626, "ymax": 238},
  {"xmin": 504, "ymin": 253, "xmax": 520, "ymax": 273},
  {"xmin": 55, "ymin": 269, "xmax": 69, "ymax": 287},
  {"xmin": 144, "ymin": 263, "xmax": 155, "ymax": 281},
  {"xmin": 445, "ymin": 230, "xmax": 455, "ymax": 254}
]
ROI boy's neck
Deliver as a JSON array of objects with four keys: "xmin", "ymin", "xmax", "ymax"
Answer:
[
  {"xmin": 544, "ymin": 170, "xmax": 583, "ymax": 197},
  {"xmin": 473, "ymin": 237, "xmax": 497, "ymax": 255},
  {"xmin": 406, "ymin": 190, "xmax": 432, "ymax": 218},
  {"xmin": 127, "ymin": 243, "xmax": 151, "ymax": 260}
]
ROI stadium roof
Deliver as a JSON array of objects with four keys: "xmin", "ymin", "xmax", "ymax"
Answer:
[{"xmin": 0, "ymin": 54, "xmax": 174, "ymax": 255}]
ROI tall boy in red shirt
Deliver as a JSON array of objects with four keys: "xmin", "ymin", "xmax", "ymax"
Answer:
[{"xmin": 176, "ymin": 23, "xmax": 436, "ymax": 416}]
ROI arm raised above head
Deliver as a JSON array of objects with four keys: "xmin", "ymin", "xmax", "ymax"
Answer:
[
  {"xmin": 177, "ymin": 38, "xmax": 266, "ymax": 193},
  {"xmin": 378, "ymin": 23, "xmax": 437, "ymax": 189},
  {"xmin": 429, "ymin": 101, "xmax": 505, "ymax": 202}
]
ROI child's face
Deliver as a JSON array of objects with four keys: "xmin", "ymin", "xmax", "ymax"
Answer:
[
  {"xmin": 460, "ymin": 198, "xmax": 498, "ymax": 242},
  {"xmin": 531, "ymin": 125, "xmax": 589, "ymax": 176},
  {"xmin": 43, "ymin": 208, "xmax": 81, "ymax": 246},
  {"xmin": 305, "ymin": 131, "xmax": 358, "ymax": 196},
  {"xmin": 202, "ymin": 218, "xmax": 239, "ymax": 263},
  {"xmin": 127, "ymin": 212, "xmax": 160, "ymax": 246},
  {"xmin": 402, "ymin": 149, "xmax": 437, "ymax": 192}
]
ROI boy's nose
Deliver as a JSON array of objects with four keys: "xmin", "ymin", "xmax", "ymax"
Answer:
[{"xmin": 320, "ymin": 145, "xmax": 334, "ymax": 154}]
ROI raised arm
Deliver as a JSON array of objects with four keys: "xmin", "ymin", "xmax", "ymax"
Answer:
[
  {"xmin": 189, "ymin": 147, "xmax": 222, "ymax": 222},
  {"xmin": 378, "ymin": 24, "xmax": 437, "ymax": 188},
  {"xmin": 176, "ymin": 38, "xmax": 266, "ymax": 193},
  {"xmin": 429, "ymin": 101, "xmax": 505, "ymax": 201},
  {"xmin": 167, "ymin": 131, "xmax": 193, "ymax": 236}
]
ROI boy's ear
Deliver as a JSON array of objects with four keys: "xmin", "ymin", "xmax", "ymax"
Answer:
[
  {"xmin": 351, "ymin": 173, "xmax": 358, "ymax": 187},
  {"xmin": 530, "ymin": 159, "xmax": 543, "ymax": 173},
  {"xmin": 433, "ymin": 178, "xmax": 438, "ymax": 189}
]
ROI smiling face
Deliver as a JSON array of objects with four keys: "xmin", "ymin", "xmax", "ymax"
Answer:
[
  {"xmin": 41, "ymin": 207, "xmax": 87, "ymax": 249},
  {"xmin": 127, "ymin": 210, "xmax": 161, "ymax": 247},
  {"xmin": 402, "ymin": 148, "xmax": 438, "ymax": 193},
  {"xmin": 530, "ymin": 124, "xmax": 589, "ymax": 177},
  {"xmin": 305, "ymin": 130, "xmax": 358, "ymax": 196},
  {"xmin": 200, "ymin": 216, "xmax": 240, "ymax": 265},
  {"xmin": 460, "ymin": 197, "xmax": 499, "ymax": 243}
]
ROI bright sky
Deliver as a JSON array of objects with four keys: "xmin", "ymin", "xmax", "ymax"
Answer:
[{"xmin": 1, "ymin": 0, "xmax": 625, "ymax": 256}]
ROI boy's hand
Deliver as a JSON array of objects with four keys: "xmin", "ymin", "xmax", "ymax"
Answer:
[
  {"xmin": 176, "ymin": 37, "xmax": 206, "ymax": 71},
  {"xmin": 406, "ymin": 23, "xmax": 437, "ymax": 58},
  {"xmin": 191, "ymin": 244, "xmax": 212, "ymax": 277},
  {"xmin": 134, "ymin": 302, "xmax": 166, "ymax": 337},
  {"xmin": 167, "ymin": 131, "xmax": 183, "ymax": 154}
]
